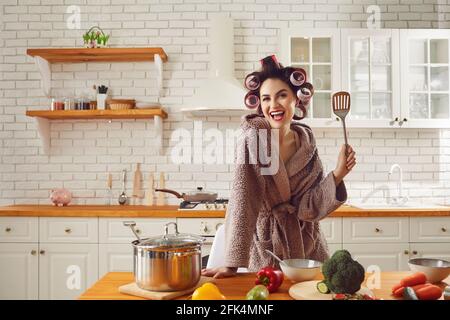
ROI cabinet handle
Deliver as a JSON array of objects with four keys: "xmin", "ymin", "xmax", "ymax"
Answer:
[
  {"xmin": 375, "ymin": 228, "xmax": 381, "ymax": 233},
  {"xmin": 202, "ymin": 224, "xmax": 209, "ymax": 233},
  {"xmin": 31, "ymin": 250, "xmax": 37, "ymax": 256},
  {"xmin": 394, "ymin": 117, "xmax": 399, "ymax": 122},
  {"xmin": 442, "ymin": 227, "xmax": 447, "ymax": 232},
  {"xmin": 403, "ymin": 118, "xmax": 408, "ymax": 122},
  {"xmin": 5, "ymin": 227, "xmax": 11, "ymax": 233},
  {"xmin": 412, "ymin": 250, "xmax": 418, "ymax": 255},
  {"xmin": 335, "ymin": 117, "xmax": 340, "ymax": 122},
  {"xmin": 40, "ymin": 250, "xmax": 45, "ymax": 255},
  {"xmin": 64, "ymin": 228, "xmax": 72, "ymax": 234},
  {"xmin": 404, "ymin": 250, "xmax": 409, "ymax": 255},
  {"xmin": 135, "ymin": 228, "xmax": 141, "ymax": 234}
]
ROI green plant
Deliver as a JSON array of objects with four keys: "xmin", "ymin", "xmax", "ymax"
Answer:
[{"xmin": 82, "ymin": 26, "xmax": 110, "ymax": 48}]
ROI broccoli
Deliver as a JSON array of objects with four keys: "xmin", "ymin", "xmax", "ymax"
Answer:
[{"xmin": 322, "ymin": 249, "xmax": 365, "ymax": 294}]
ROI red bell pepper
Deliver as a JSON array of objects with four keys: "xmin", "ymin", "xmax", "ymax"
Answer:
[{"xmin": 255, "ymin": 266, "xmax": 284, "ymax": 293}]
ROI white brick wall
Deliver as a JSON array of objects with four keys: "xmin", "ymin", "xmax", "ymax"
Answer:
[{"xmin": 0, "ymin": 0, "xmax": 449, "ymax": 206}]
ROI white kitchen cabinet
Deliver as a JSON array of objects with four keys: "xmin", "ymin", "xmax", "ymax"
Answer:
[
  {"xmin": 409, "ymin": 243, "xmax": 450, "ymax": 261},
  {"xmin": 410, "ymin": 217, "xmax": 450, "ymax": 242},
  {"xmin": 280, "ymin": 28, "xmax": 450, "ymax": 128},
  {"xmin": 340, "ymin": 29, "xmax": 400, "ymax": 128},
  {"xmin": 39, "ymin": 217, "xmax": 98, "ymax": 243},
  {"xmin": 38, "ymin": 243, "xmax": 98, "ymax": 300},
  {"xmin": 0, "ymin": 243, "xmax": 39, "ymax": 300},
  {"xmin": 327, "ymin": 243, "xmax": 342, "ymax": 256},
  {"xmin": 343, "ymin": 243, "xmax": 410, "ymax": 272},
  {"xmin": 343, "ymin": 217, "xmax": 409, "ymax": 243},
  {"xmin": 280, "ymin": 28, "xmax": 341, "ymax": 128},
  {"xmin": 320, "ymin": 217, "xmax": 342, "ymax": 244},
  {"xmin": 0, "ymin": 217, "xmax": 38, "ymax": 243},
  {"xmin": 99, "ymin": 244, "xmax": 133, "ymax": 277},
  {"xmin": 400, "ymin": 29, "xmax": 450, "ymax": 128}
]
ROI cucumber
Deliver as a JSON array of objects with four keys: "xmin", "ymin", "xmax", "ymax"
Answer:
[
  {"xmin": 403, "ymin": 287, "xmax": 419, "ymax": 300},
  {"xmin": 317, "ymin": 281, "xmax": 330, "ymax": 294}
]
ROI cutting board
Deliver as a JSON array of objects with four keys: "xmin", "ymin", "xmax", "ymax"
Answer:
[
  {"xmin": 289, "ymin": 280, "xmax": 374, "ymax": 300},
  {"xmin": 119, "ymin": 276, "xmax": 213, "ymax": 300}
]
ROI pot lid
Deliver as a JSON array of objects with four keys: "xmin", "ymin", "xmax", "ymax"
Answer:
[
  {"xmin": 186, "ymin": 187, "xmax": 217, "ymax": 196},
  {"xmin": 134, "ymin": 222, "xmax": 205, "ymax": 249}
]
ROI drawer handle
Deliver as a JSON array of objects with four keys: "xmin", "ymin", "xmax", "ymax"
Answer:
[
  {"xmin": 136, "ymin": 229, "xmax": 141, "ymax": 234},
  {"xmin": 442, "ymin": 227, "xmax": 447, "ymax": 232},
  {"xmin": 65, "ymin": 228, "xmax": 72, "ymax": 234},
  {"xmin": 404, "ymin": 250, "xmax": 409, "ymax": 255},
  {"xmin": 202, "ymin": 224, "xmax": 209, "ymax": 233},
  {"xmin": 412, "ymin": 250, "xmax": 418, "ymax": 255},
  {"xmin": 31, "ymin": 250, "xmax": 37, "ymax": 256},
  {"xmin": 40, "ymin": 250, "xmax": 45, "ymax": 255},
  {"xmin": 5, "ymin": 227, "xmax": 11, "ymax": 233},
  {"xmin": 375, "ymin": 228, "xmax": 381, "ymax": 233}
]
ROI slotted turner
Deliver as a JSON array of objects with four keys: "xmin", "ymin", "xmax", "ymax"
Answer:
[{"xmin": 332, "ymin": 91, "xmax": 351, "ymax": 155}]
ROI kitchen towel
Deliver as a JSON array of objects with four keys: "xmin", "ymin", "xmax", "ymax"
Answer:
[{"xmin": 118, "ymin": 277, "xmax": 213, "ymax": 300}]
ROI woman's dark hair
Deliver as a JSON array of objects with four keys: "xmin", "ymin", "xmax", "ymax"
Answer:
[{"xmin": 244, "ymin": 55, "xmax": 314, "ymax": 120}]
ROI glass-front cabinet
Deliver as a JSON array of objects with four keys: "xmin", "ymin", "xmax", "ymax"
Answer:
[
  {"xmin": 400, "ymin": 29, "xmax": 450, "ymax": 128},
  {"xmin": 281, "ymin": 28, "xmax": 450, "ymax": 128},
  {"xmin": 341, "ymin": 29, "xmax": 400, "ymax": 127},
  {"xmin": 281, "ymin": 29, "xmax": 341, "ymax": 128}
]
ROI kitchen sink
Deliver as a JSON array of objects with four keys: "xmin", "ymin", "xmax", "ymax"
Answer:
[{"xmin": 346, "ymin": 201, "xmax": 448, "ymax": 210}]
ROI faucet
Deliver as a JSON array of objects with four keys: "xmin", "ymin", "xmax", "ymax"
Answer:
[{"xmin": 388, "ymin": 164, "xmax": 408, "ymax": 205}]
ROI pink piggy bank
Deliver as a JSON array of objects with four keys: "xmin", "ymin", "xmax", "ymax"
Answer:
[{"xmin": 50, "ymin": 189, "xmax": 72, "ymax": 206}]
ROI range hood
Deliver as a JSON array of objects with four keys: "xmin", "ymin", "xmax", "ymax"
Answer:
[{"xmin": 182, "ymin": 15, "xmax": 250, "ymax": 116}]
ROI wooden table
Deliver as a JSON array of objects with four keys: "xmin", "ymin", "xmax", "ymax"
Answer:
[{"xmin": 79, "ymin": 272, "xmax": 449, "ymax": 300}]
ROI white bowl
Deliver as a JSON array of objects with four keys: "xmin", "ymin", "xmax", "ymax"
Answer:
[
  {"xmin": 408, "ymin": 258, "xmax": 450, "ymax": 283},
  {"xmin": 280, "ymin": 259, "xmax": 322, "ymax": 283}
]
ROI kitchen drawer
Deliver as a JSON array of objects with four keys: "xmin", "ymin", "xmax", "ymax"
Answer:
[
  {"xmin": 99, "ymin": 218, "xmax": 175, "ymax": 243},
  {"xmin": 176, "ymin": 218, "xmax": 225, "ymax": 237},
  {"xmin": 410, "ymin": 217, "xmax": 450, "ymax": 242},
  {"xmin": 0, "ymin": 217, "xmax": 38, "ymax": 243},
  {"xmin": 39, "ymin": 218, "xmax": 98, "ymax": 243},
  {"xmin": 319, "ymin": 217, "xmax": 342, "ymax": 244},
  {"xmin": 343, "ymin": 217, "xmax": 409, "ymax": 243}
]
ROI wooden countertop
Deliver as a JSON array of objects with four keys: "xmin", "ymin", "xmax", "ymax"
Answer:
[
  {"xmin": 1, "ymin": 204, "xmax": 450, "ymax": 217},
  {"xmin": 78, "ymin": 271, "xmax": 449, "ymax": 300}
]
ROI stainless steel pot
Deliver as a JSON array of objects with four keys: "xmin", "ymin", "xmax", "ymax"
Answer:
[
  {"xmin": 154, "ymin": 187, "xmax": 217, "ymax": 202},
  {"xmin": 123, "ymin": 221, "xmax": 205, "ymax": 292}
]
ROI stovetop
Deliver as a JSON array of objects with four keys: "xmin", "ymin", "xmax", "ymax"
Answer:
[{"xmin": 178, "ymin": 199, "xmax": 228, "ymax": 210}]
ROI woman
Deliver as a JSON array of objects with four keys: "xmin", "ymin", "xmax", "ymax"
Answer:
[{"xmin": 202, "ymin": 55, "xmax": 356, "ymax": 278}]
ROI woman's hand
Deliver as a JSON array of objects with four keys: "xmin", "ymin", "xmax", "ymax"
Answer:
[
  {"xmin": 333, "ymin": 144, "xmax": 356, "ymax": 185},
  {"xmin": 201, "ymin": 267, "xmax": 238, "ymax": 279}
]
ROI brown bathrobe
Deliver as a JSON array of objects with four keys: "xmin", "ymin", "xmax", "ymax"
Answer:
[{"xmin": 224, "ymin": 114, "xmax": 347, "ymax": 272}]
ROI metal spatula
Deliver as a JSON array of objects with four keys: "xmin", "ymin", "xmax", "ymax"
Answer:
[{"xmin": 332, "ymin": 91, "xmax": 351, "ymax": 155}]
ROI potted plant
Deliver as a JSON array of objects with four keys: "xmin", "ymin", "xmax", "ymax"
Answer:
[{"xmin": 82, "ymin": 26, "xmax": 110, "ymax": 48}]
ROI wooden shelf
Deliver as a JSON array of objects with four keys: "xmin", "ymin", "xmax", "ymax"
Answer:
[
  {"xmin": 26, "ymin": 47, "xmax": 168, "ymax": 63},
  {"xmin": 26, "ymin": 108, "xmax": 168, "ymax": 120}
]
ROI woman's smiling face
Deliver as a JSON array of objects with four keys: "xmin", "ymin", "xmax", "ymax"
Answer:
[{"xmin": 260, "ymin": 78, "xmax": 297, "ymax": 129}]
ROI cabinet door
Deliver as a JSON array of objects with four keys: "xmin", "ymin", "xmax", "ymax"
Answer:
[
  {"xmin": 280, "ymin": 28, "xmax": 341, "ymax": 127},
  {"xmin": 99, "ymin": 244, "xmax": 133, "ymax": 278},
  {"xmin": 327, "ymin": 243, "xmax": 342, "ymax": 257},
  {"xmin": 0, "ymin": 243, "xmax": 38, "ymax": 300},
  {"xmin": 341, "ymin": 29, "xmax": 400, "ymax": 128},
  {"xmin": 409, "ymin": 243, "xmax": 450, "ymax": 261},
  {"xmin": 319, "ymin": 217, "xmax": 342, "ymax": 244},
  {"xmin": 344, "ymin": 243, "xmax": 410, "ymax": 271},
  {"xmin": 400, "ymin": 29, "xmax": 450, "ymax": 128},
  {"xmin": 39, "ymin": 243, "xmax": 98, "ymax": 300}
]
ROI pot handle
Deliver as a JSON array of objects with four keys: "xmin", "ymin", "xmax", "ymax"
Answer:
[
  {"xmin": 154, "ymin": 188, "xmax": 183, "ymax": 199},
  {"xmin": 164, "ymin": 222, "xmax": 179, "ymax": 238}
]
